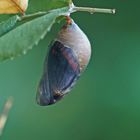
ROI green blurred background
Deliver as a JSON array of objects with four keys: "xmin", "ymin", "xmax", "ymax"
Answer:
[{"xmin": 0, "ymin": 0, "xmax": 140, "ymax": 140}]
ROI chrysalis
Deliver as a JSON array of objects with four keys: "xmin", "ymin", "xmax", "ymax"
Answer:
[
  {"xmin": 0, "ymin": 0, "xmax": 28, "ymax": 14},
  {"xmin": 37, "ymin": 17, "xmax": 91, "ymax": 106}
]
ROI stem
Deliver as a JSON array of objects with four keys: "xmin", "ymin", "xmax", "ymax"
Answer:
[
  {"xmin": 19, "ymin": 5, "xmax": 115, "ymax": 21},
  {"xmin": 19, "ymin": 11, "xmax": 47, "ymax": 21},
  {"xmin": 72, "ymin": 6, "xmax": 115, "ymax": 14}
]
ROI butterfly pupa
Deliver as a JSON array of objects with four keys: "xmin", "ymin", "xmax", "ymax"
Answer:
[{"xmin": 37, "ymin": 17, "xmax": 91, "ymax": 106}]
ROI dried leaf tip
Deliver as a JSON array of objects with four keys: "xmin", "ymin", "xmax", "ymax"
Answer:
[
  {"xmin": 0, "ymin": 0, "xmax": 29, "ymax": 14},
  {"xmin": 0, "ymin": 97, "xmax": 13, "ymax": 136}
]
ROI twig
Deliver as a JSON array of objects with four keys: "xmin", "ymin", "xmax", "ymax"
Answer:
[
  {"xmin": 72, "ymin": 6, "xmax": 115, "ymax": 14},
  {"xmin": 19, "ymin": 11, "xmax": 47, "ymax": 21},
  {"xmin": 0, "ymin": 97, "xmax": 13, "ymax": 136},
  {"xmin": 19, "ymin": 4, "xmax": 115, "ymax": 22}
]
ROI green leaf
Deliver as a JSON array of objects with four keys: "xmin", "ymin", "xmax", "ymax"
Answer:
[
  {"xmin": 0, "ymin": 15, "xmax": 19, "ymax": 37},
  {"xmin": 28, "ymin": 0, "xmax": 72, "ymax": 13},
  {"xmin": 0, "ymin": 7, "xmax": 69, "ymax": 61}
]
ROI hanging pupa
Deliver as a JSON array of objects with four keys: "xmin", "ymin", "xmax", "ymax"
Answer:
[{"xmin": 37, "ymin": 17, "xmax": 92, "ymax": 106}]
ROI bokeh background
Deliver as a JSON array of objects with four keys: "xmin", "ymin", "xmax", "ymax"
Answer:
[{"xmin": 0, "ymin": 0, "xmax": 140, "ymax": 140}]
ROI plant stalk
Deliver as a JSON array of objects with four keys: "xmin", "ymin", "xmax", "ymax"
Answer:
[
  {"xmin": 19, "ymin": 6, "xmax": 115, "ymax": 21},
  {"xmin": 19, "ymin": 11, "xmax": 47, "ymax": 21},
  {"xmin": 72, "ymin": 6, "xmax": 115, "ymax": 14}
]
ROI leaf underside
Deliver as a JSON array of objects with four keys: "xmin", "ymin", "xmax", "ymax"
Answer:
[
  {"xmin": 0, "ymin": 15, "xmax": 19, "ymax": 37},
  {"xmin": 0, "ymin": 7, "xmax": 69, "ymax": 61}
]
